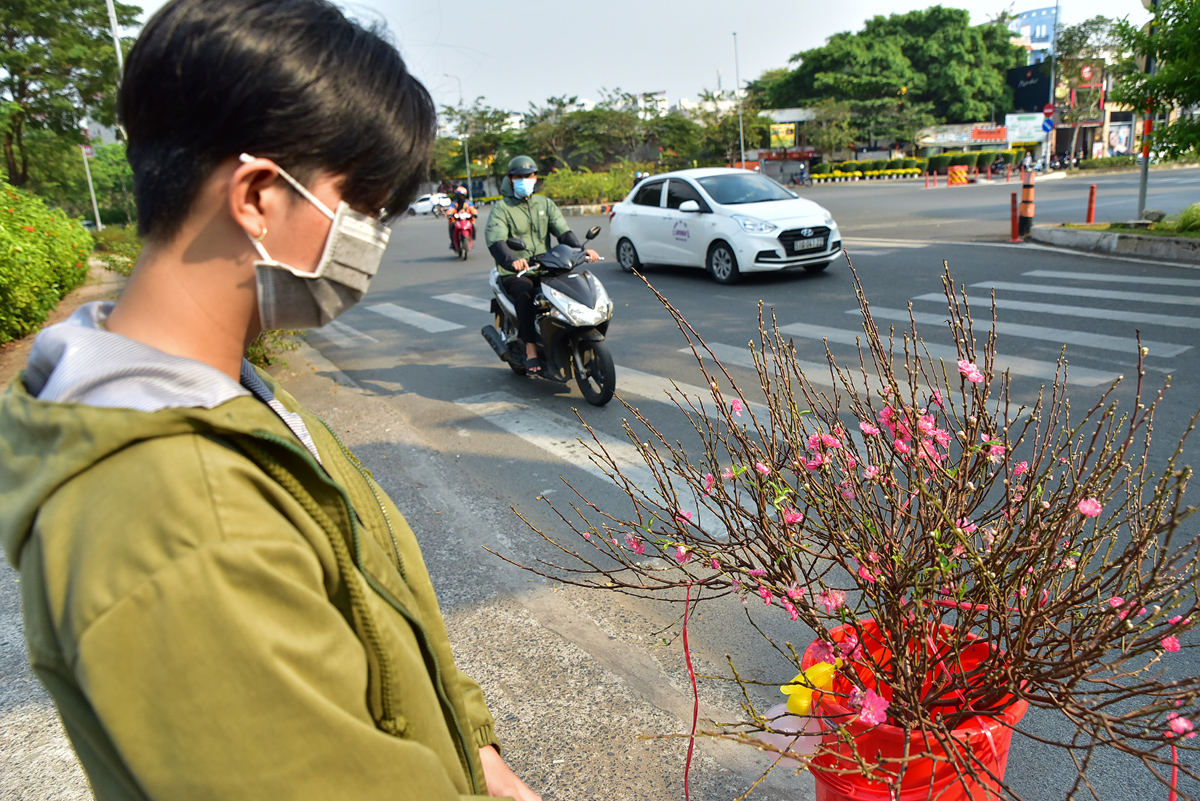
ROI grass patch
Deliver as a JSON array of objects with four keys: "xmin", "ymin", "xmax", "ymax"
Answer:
[{"xmin": 1064, "ymin": 222, "xmax": 1200, "ymax": 240}]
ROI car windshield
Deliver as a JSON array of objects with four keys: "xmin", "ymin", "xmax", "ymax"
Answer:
[{"xmin": 696, "ymin": 174, "xmax": 796, "ymax": 205}]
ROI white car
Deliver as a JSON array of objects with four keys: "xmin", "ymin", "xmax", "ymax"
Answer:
[
  {"xmin": 409, "ymin": 192, "xmax": 452, "ymax": 215},
  {"xmin": 610, "ymin": 168, "xmax": 841, "ymax": 283}
]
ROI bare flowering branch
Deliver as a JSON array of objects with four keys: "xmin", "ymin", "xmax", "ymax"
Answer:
[{"xmin": 500, "ymin": 262, "xmax": 1200, "ymax": 799}]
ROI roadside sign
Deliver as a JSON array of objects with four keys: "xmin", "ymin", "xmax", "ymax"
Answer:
[
  {"xmin": 1043, "ymin": 103, "xmax": 1055, "ymax": 117},
  {"xmin": 1043, "ymin": 119, "xmax": 1055, "ymax": 133},
  {"xmin": 82, "ymin": 145, "xmax": 95, "ymax": 158}
]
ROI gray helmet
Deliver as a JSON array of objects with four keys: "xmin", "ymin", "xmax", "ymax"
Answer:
[{"xmin": 507, "ymin": 155, "xmax": 538, "ymax": 176}]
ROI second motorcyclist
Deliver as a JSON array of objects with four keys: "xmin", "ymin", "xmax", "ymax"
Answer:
[
  {"xmin": 484, "ymin": 155, "xmax": 598, "ymax": 376},
  {"xmin": 446, "ymin": 185, "xmax": 477, "ymax": 250}
]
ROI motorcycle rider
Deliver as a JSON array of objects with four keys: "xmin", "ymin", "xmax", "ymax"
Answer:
[
  {"xmin": 484, "ymin": 155, "xmax": 598, "ymax": 376},
  {"xmin": 446, "ymin": 185, "xmax": 477, "ymax": 250}
]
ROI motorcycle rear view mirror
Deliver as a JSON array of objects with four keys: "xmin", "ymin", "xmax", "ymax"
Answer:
[
  {"xmin": 585, "ymin": 226, "xmax": 601, "ymax": 241},
  {"xmin": 506, "ymin": 237, "xmax": 526, "ymax": 251}
]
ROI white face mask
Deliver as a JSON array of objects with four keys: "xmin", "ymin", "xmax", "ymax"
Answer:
[{"xmin": 240, "ymin": 153, "xmax": 390, "ymax": 330}]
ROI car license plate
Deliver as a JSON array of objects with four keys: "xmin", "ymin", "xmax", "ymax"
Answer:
[{"xmin": 793, "ymin": 237, "xmax": 825, "ymax": 251}]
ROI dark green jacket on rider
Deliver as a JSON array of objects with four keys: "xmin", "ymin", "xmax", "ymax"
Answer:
[{"xmin": 484, "ymin": 177, "xmax": 572, "ymax": 278}]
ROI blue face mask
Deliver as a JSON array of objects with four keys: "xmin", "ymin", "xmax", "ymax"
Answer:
[{"xmin": 513, "ymin": 177, "xmax": 536, "ymax": 199}]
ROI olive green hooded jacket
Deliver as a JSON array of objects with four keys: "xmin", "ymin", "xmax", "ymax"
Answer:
[
  {"xmin": 483, "ymin": 177, "xmax": 572, "ymax": 278},
  {"xmin": 0, "ymin": 329, "xmax": 502, "ymax": 799}
]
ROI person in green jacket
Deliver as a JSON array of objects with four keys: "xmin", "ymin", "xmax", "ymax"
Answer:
[
  {"xmin": 484, "ymin": 156, "xmax": 598, "ymax": 375},
  {"xmin": 0, "ymin": 0, "xmax": 540, "ymax": 799}
]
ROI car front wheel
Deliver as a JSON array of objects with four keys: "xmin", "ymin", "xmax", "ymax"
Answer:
[
  {"xmin": 707, "ymin": 242, "xmax": 740, "ymax": 284},
  {"xmin": 616, "ymin": 238, "xmax": 640, "ymax": 273}
]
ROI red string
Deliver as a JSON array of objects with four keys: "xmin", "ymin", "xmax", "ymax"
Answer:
[
  {"xmin": 682, "ymin": 582, "xmax": 699, "ymax": 801},
  {"xmin": 1168, "ymin": 744, "xmax": 1178, "ymax": 801}
]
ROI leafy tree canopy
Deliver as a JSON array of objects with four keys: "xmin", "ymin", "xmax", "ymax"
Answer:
[
  {"xmin": 1, "ymin": 0, "xmax": 141, "ymax": 186},
  {"xmin": 1111, "ymin": 0, "xmax": 1200, "ymax": 158},
  {"xmin": 758, "ymin": 6, "xmax": 1024, "ymax": 124}
]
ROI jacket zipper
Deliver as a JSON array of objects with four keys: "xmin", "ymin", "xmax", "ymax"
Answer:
[{"xmin": 248, "ymin": 431, "xmax": 480, "ymax": 793}]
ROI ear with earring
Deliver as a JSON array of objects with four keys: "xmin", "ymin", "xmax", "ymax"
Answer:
[{"xmin": 251, "ymin": 226, "xmax": 267, "ymax": 242}]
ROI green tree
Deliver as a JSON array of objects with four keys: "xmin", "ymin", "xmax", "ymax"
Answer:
[
  {"xmin": 440, "ymin": 98, "xmax": 515, "ymax": 182},
  {"xmin": 1111, "ymin": 0, "xmax": 1200, "ymax": 158},
  {"xmin": 806, "ymin": 99, "xmax": 858, "ymax": 160},
  {"xmin": 1053, "ymin": 17, "xmax": 1117, "ymax": 162},
  {"xmin": 767, "ymin": 7, "xmax": 1024, "ymax": 125},
  {"xmin": 1, "ymin": 0, "xmax": 141, "ymax": 186}
]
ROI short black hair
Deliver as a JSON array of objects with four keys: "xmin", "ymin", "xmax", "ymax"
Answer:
[{"xmin": 120, "ymin": 0, "xmax": 435, "ymax": 239}]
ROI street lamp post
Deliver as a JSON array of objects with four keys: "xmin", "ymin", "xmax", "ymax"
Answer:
[
  {"xmin": 444, "ymin": 74, "xmax": 473, "ymax": 203},
  {"xmin": 733, "ymin": 32, "xmax": 746, "ymax": 169},
  {"xmin": 1136, "ymin": 0, "xmax": 1159, "ymax": 220}
]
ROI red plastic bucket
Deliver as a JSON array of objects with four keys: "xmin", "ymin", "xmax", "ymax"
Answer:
[{"xmin": 800, "ymin": 619, "xmax": 1028, "ymax": 801}]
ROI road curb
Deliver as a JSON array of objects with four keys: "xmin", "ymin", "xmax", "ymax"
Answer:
[
  {"xmin": 1029, "ymin": 225, "xmax": 1200, "ymax": 264},
  {"xmin": 558, "ymin": 203, "xmax": 616, "ymax": 217}
]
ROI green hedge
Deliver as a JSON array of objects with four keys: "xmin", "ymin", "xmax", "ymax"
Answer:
[
  {"xmin": 0, "ymin": 181, "xmax": 93, "ymax": 345},
  {"xmin": 811, "ymin": 162, "xmax": 832, "ymax": 175},
  {"xmin": 927, "ymin": 154, "xmax": 953, "ymax": 172},
  {"xmin": 1080, "ymin": 156, "xmax": 1138, "ymax": 170},
  {"xmin": 540, "ymin": 166, "xmax": 637, "ymax": 205}
]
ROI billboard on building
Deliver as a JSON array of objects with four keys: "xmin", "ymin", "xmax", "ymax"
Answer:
[
  {"xmin": 770, "ymin": 123, "xmax": 796, "ymax": 148},
  {"xmin": 1006, "ymin": 114, "xmax": 1046, "ymax": 143},
  {"xmin": 1107, "ymin": 124, "xmax": 1133, "ymax": 157},
  {"xmin": 1008, "ymin": 64, "xmax": 1050, "ymax": 113}
]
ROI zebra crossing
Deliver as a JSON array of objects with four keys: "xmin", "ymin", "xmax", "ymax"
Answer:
[{"xmin": 308, "ymin": 264, "xmax": 1198, "ymax": 502}]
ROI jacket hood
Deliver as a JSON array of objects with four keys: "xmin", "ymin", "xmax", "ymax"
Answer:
[
  {"xmin": 499, "ymin": 176, "xmax": 516, "ymax": 200},
  {"xmin": 0, "ymin": 303, "xmax": 288, "ymax": 568}
]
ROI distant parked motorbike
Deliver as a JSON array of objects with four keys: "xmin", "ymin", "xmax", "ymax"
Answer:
[
  {"xmin": 481, "ymin": 226, "xmax": 616, "ymax": 406},
  {"xmin": 451, "ymin": 211, "xmax": 475, "ymax": 260}
]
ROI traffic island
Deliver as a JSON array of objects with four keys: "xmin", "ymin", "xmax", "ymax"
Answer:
[{"xmin": 1029, "ymin": 224, "xmax": 1200, "ymax": 264}]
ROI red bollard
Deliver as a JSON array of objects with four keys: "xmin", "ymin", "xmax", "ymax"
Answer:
[
  {"xmin": 1010, "ymin": 192, "xmax": 1021, "ymax": 242},
  {"xmin": 1086, "ymin": 184, "xmax": 1097, "ymax": 224},
  {"xmin": 1006, "ymin": 166, "xmax": 1012, "ymax": 183},
  {"xmin": 925, "ymin": 173, "xmax": 930, "ymax": 189},
  {"xmin": 987, "ymin": 166, "xmax": 992, "ymax": 181}
]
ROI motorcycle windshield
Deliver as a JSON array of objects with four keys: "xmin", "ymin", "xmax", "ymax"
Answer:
[{"xmin": 542, "ymin": 271, "xmax": 597, "ymax": 307}]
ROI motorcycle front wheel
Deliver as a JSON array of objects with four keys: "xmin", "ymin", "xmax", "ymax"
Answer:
[
  {"xmin": 573, "ymin": 338, "xmax": 615, "ymax": 406},
  {"xmin": 458, "ymin": 238, "xmax": 469, "ymax": 260}
]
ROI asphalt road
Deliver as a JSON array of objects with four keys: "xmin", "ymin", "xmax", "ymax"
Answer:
[
  {"xmin": 290, "ymin": 167, "xmax": 1198, "ymax": 800},
  {"xmin": 3, "ymin": 168, "xmax": 1196, "ymax": 800}
]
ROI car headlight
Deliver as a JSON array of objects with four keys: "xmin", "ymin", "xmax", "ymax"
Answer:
[
  {"xmin": 823, "ymin": 209, "xmax": 837, "ymax": 227},
  {"xmin": 731, "ymin": 215, "xmax": 777, "ymax": 234}
]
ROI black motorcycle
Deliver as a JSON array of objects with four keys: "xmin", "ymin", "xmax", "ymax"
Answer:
[{"xmin": 481, "ymin": 226, "xmax": 617, "ymax": 406}]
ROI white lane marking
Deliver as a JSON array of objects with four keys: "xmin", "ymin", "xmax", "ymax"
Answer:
[
  {"xmin": 453, "ymin": 391, "xmax": 723, "ymax": 533},
  {"xmin": 844, "ymin": 249, "xmax": 894, "ymax": 256},
  {"xmin": 310, "ymin": 319, "xmax": 378, "ymax": 348},
  {"xmin": 974, "ymin": 281, "xmax": 1200, "ymax": 308},
  {"xmin": 434, "ymin": 293, "xmax": 491, "ymax": 312},
  {"xmin": 911, "ymin": 293, "xmax": 1200, "ymax": 330},
  {"xmin": 681, "ymin": 342, "xmax": 883, "ymax": 395},
  {"xmin": 616, "ymin": 365, "xmax": 769, "ymax": 417},
  {"xmin": 858, "ymin": 306, "xmax": 1190, "ymax": 358},
  {"xmin": 366, "ymin": 302, "xmax": 464, "ymax": 333},
  {"xmin": 841, "ymin": 238, "xmax": 929, "ymax": 249},
  {"xmin": 1023, "ymin": 270, "xmax": 1200, "ymax": 289},
  {"xmin": 777, "ymin": 321, "xmax": 1119, "ymax": 387}
]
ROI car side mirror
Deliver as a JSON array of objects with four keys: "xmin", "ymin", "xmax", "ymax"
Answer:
[
  {"xmin": 678, "ymin": 200, "xmax": 701, "ymax": 213},
  {"xmin": 506, "ymin": 237, "xmax": 526, "ymax": 251},
  {"xmin": 585, "ymin": 226, "xmax": 601, "ymax": 241}
]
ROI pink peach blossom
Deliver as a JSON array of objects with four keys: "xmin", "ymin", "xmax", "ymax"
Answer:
[
  {"xmin": 782, "ymin": 507, "xmax": 804, "ymax": 525},
  {"xmin": 810, "ymin": 640, "xmax": 837, "ymax": 665},
  {"xmin": 1078, "ymin": 498, "xmax": 1103, "ymax": 517},
  {"xmin": 758, "ymin": 586, "xmax": 773, "ymax": 606},
  {"xmin": 1162, "ymin": 636, "xmax": 1181, "ymax": 653},
  {"xmin": 730, "ymin": 398, "xmax": 744, "ymax": 417},
  {"xmin": 850, "ymin": 688, "xmax": 889, "ymax": 726},
  {"xmin": 1013, "ymin": 461, "xmax": 1029, "ymax": 476}
]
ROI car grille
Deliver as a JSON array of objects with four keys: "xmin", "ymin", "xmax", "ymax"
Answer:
[{"xmin": 778, "ymin": 226, "xmax": 831, "ymax": 254}]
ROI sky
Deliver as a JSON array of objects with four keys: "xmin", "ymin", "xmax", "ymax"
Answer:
[{"xmin": 132, "ymin": 0, "xmax": 1152, "ymax": 115}]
